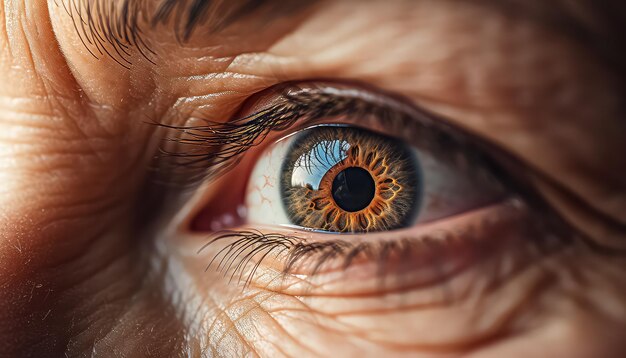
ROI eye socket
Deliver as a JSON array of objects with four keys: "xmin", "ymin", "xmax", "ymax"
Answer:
[{"xmin": 246, "ymin": 124, "xmax": 506, "ymax": 233}]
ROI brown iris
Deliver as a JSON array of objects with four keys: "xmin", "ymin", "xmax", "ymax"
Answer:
[{"xmin": 281, "ymin": 126, "xmax": 420, "ymax": 233}]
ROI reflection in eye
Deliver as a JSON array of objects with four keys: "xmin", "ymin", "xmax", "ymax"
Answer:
[{"xmin": 246, "ymin": 125, "xmax": 505, "ymax": 233}]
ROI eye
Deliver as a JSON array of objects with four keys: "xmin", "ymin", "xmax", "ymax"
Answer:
[
  {"xmin": 246, "ymin": 124, "xmax": 505, "ymax": 233},
  {"xmin": 185, "ymin": 82, "xmax": 549, "ymax": 283}
]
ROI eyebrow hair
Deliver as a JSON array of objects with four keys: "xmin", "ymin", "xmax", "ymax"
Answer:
[
  {"xmin": 64, "ymin": 0, "xmax": 626, "ymax": 77},
  {"xmin": 62, "ymin": 0, "xmax": 311, "ymax": 68},
  {"xmin": 152, "ymin": 0, "xmax": 310, "ymax": 39}
]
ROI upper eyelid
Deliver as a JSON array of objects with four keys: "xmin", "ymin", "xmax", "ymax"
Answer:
[
  {"xmin": 153, "ymin": 82, "xmax": 480, "ymax": 186},
  {"xmin": 180, "ymin": 89, "xmax": 626, "ymax": 264},
  {"xmin": 173, "ymin": 81, "xmax": 550, "ymax": 229},
  {"xmin": 155, "ymin": 82, "xmax": 537, "ymax": 188}
]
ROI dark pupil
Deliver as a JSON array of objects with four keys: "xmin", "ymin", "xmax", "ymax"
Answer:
[{"xmin": 331, "ymin": 167, "xmax": 376, "ymax": 212}]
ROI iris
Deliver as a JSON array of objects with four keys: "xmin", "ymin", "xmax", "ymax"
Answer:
[{"xmin": 280, "ymin": 126, "xmax": 421, "ymax": 233}]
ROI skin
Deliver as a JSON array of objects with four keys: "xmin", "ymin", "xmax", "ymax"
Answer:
[{"xmin": 1, "ymin": 0, "xmax": 625, "ymax": 357}]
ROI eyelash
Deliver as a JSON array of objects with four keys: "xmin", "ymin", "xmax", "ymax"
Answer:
[
  {"xmin": 161, "ymin": 82, "xmax": 572, "ymax": 287},
  {"xmin": 157, "ymin": 82, "xmax": 513, "ymax": 187},
  {"xmin": 199, "ymin": 228, "xmax": 485, "ymax": 290},
  {"xmin": 199, "ymin": 204, "xmax": 567, "ymax": 291}
]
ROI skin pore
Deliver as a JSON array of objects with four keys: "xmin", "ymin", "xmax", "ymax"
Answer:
[{"xmin": 1, "ymin": 0, "xmax": 625, "ymax": 357}]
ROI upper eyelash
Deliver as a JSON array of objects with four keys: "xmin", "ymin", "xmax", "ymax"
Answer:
[
  {"xmin": 155, "ymin": 87, "xmax": 378, "ymax": 185},
  {"xmin": 155, "ymin": 82, "xmax": 494, "ymax": 188}
]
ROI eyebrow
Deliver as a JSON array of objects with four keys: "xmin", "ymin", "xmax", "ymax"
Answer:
[
  {"xmin": 66, "ymin": 0, "xmax": 626, "ymax": 77},
  {"xmin": 152, "ymin": 0, "xmax": 309, "ymax": 38},
  {"xmin": 65, "ymin": 0, "xmax": 312, "ymax": 68}
]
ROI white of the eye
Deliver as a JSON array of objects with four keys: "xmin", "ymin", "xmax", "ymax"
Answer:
[
  {"xmin": 246, "ymin": 130, "xmax": 502, "ymax": 229},
  {"xmin": 245, "ymin": 138, "xmax": 292, "ymax": 227},
  {"xmin": 417, "ymin": 148, "xmax": 499, "ymax": 223}
]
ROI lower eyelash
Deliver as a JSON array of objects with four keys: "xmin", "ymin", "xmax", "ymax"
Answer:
[
  {"xmin": 198, "ymin": 235, "xmax": 457, "ymax": 291},
  {"xmin": 198, "ymin": 199, "xmax": 574, "ymax": 294},
  {"xmin": 200, "ymin": 231, "xmax": 296, "ymax": 287},
  {"xmin": 199, "ymin": 229, "xmax": 482, "ymax": 291}
]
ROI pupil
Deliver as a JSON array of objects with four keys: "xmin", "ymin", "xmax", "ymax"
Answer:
[{"xmin": 331, "ymin": 167, "xmax": 376, "ymax": 212}]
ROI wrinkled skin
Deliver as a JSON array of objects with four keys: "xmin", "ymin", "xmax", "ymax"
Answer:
[{"xmin": 1, "ymin": 1, "xmax": 626, "ymax": 357}]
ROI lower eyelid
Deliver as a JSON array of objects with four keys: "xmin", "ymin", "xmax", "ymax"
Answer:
[
  {"xmin": 288, "ymin": 200, "xmax": 519, "ymax": 270},
  {"xmin": 205, "ymin": 197, "xmax": 532, "ymax": 296}
]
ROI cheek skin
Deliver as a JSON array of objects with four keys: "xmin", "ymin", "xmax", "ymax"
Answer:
[
  {"xmin": 170, "ymin": 222, "xmax": 625, "ymax": 357},
  {"xmin": 169, "ymin": 197, "xmax": 625, "ymax": 356}
]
